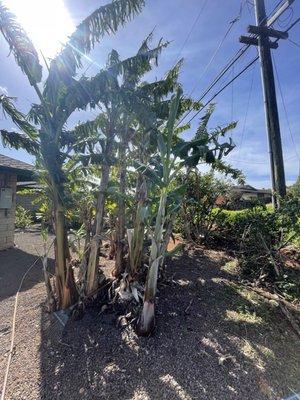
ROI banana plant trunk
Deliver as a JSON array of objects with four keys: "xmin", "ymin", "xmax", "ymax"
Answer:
[
  {"xmin": 41, "ymin": 135, "xmax": 78, "ymax": 310},
  {"xmin": 86, "ymin": 163, "xmax": 110, "ymax": 294},
  {"xmin": 53, "ymin": 195, "xmax": 78, "ymax": 309},
  {"xmin": 114, "ymin": 138, "xmax": 127, "ymax": 277},
  {"xmin": 129, "ymin": 175, "xmax": 147, "ymax": 278},
  {"xmin": 86, "ymin": 138, "xmax": 114, "ymax": 295},
  {"xmin": 136, "ymin": 191, "xmax": 167, "ymax": 336}
]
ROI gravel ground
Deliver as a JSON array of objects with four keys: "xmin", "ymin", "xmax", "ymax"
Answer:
[{"xmin": 0, "ymin": 230, "xmax": 299, "ymax": 400}]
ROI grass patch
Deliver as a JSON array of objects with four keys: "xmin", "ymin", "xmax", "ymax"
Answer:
[
  {"xmin": 221, "ymin": 260, "xmax": 239, "ymax": 276},
  {"xmin": 223, "ymin": 282, "xmax": 277, "ymax": 324},
  {"xmin": 226, "ymin": 309, "xmax": 264, "ymax": 325}
]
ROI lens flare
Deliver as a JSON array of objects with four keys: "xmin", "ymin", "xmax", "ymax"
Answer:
[{"xmin": 5, "ymin": 0, "xmax": 75, "ymax": 58}]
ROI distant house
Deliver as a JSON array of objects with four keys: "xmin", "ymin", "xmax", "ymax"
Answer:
[
  {"xmin": 0, "ymin": 154, "xmax": 35, "ymax": 250},
  {"xmin": 232, "ymin": 185, "xmax": 272, "ymax": 203},
  {"xmin": 215, "ymin": 184, "xmax": 272, "ymax": 208}
]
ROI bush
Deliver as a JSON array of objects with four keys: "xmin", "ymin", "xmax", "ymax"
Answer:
[
  {"xmin": 15, "ymin": 205, "xmax": 33, "ymax": 230},
  {"xmin": 214, "ymin": 206, "xmax": 276, "ymax": 245},
  {"xmin": 215, "ymin": 197, "xmax": 300, "ymax": 301},
  {"xmin": 175, "ymin": 172, "xmax": 233, "ymax": 242}
]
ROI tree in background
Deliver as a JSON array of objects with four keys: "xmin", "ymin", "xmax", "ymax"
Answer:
[
  {"xmin": 289, "ymin": 176, "xmax": 300, "ymax": 199},
  {"xmin": 177, "ymin": 171, "xmax": 234, "ymax": 243}
]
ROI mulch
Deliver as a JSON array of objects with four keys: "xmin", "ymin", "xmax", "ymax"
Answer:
[{"xmin": 0, "ymin": 230, "xmax": 299, "ymax": 400}]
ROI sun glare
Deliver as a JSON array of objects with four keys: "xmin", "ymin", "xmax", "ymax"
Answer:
[{"xmin": 5, "ymin": 0, "xmax": 75, "ymax": 58}]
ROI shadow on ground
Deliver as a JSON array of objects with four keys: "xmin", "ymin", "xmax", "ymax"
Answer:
[
  {"xmin": 39, "ymin": 248, "xmax": 300, "ymax": 400},
  {"xmin": 0, "ymin": 229, "xmax": 55, "ymax": 301}
]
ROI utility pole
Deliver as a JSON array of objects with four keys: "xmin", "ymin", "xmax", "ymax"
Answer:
[{"xmin": 240, "ymin": 0, "xmax": 290, "ymax": 206}]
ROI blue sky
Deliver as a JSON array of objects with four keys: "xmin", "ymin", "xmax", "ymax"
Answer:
[{"xmin": 0, "ymin": 0, "xmax": 299, "ymax": 188}]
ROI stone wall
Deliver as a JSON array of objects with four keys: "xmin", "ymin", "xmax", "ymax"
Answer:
[{"xmin": 0, "ymin": 172, "xmax": 17, "ymax": 250}]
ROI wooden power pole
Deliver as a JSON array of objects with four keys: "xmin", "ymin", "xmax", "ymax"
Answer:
[{"xmin": 240, "ymin": 0, "xmax": 290, "ymax": 205}]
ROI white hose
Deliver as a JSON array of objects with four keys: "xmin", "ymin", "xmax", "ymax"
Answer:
[{"xmin": 1, "ymin": 257, "xmax": 40, "ymax": 400}]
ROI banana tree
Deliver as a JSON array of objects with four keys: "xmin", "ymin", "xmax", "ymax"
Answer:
[
  {"xmin": 122, "ymin": 61, "xmax": 186, "ymax": 279},
  {"xmin": 63, "ymin": 36, "xmax": 170, "ymax": 294},
  {"xmin": 136, "ymin": 88, "xmax": 238, "ymax": 335},
  {"xmin": 0, "ymin": 0, "xmax": 145, "ymax": 309}
]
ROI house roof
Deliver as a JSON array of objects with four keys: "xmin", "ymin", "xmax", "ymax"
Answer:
[
  {"xmin": 233, "ymin": 185, "xmax": 271, "ymax": 195},
  {"xmin": 0, "ymin": 154, "xmax": 35, "ymax": 181},
  {"xmin": 17, "ymin": 181, "xmax": 42, "ymax": 190},
  {"xmin": 233, "ymin": 184, "xmax": 257, "ymax": 191}
]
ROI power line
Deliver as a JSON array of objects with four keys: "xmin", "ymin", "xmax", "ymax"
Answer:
[
  {"xmin": 181, "ymin": 0, "xmax": 292, "ymax": 126},
  {"xmin": 183, "ymin": 56, "xmax": 258, "ymax": 127},
  {"xmin": 231, "ymin": 64, "xmax": 235, "ymax": 121},
  {"xmin": 272, "ymin": 53, "xmax": 300, "ymax": 161},
  {"xmin": 229, "ymin": 158, "xmax": 267, "ymax": 165},
  {"xmin": 277, "ymin": 5, "xmax": 294, "ymax": 28},
  {"xmin": 170, "ymin": 0, "xmax": 208, "ymax": 67},
  {"xmin": 228, "ymin": 154, "xmax": 299, "ymax": 165},
  {"xmin": 288, "ymin": 37, "xmax": 300, "ymax": 47},
  {"xmin": 237, "ymin": 64, "xmax": 255, "ymax": 156},
  {"xmin": 187, "ymin": 0, "xmax": 297, "ymax": 112},
  {"xmin": 285, "ymin": 16, "xmax": 300, "ymax": 31},
  {"xmin": 177, "ymin": 44, "xmax": 251, "ymax": 126},
  {"xmin": 179, "ymin": 15, "xmax": 300, "ymax": 128},
  {"xmin": 188, "ymin": 3, "xmax": 243, "ymax": 97}
]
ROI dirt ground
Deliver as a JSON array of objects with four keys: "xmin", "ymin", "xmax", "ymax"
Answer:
[{"xmin": 0, "ymin": 229, "xmax": 299, "ymax": 400}]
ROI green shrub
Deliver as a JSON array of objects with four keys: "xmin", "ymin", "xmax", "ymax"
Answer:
[
  {"xmin": 15, "ymin": 205, "xmax": 33, "ymax": 230},
  {"xmin": 218, "ymin": 197, "xmax": 300, "ymax": 301},
  {"xmin": 214, "ymin": 206, "xmax": 276, "ymax": 244},
  {"xmin": 175, "ymin": 172, "xmax": 234, "ymax": 242}
]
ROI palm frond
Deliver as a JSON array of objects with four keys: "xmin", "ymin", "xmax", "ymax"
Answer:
[
  {"xmin": 1, "ymin": 129, "xmax": 40, "ymax": 155},
  {"xmin": 178, "ymin": 98, "xmax": 202, "ymax": 115},
  {"xmin": 27, "ymin": 104, "xmax": 47, "ymax": 126},
  {"xmin": 0, "ymin": 94, "xmax": 37, "ymax": 137},
  {"xmin": 121, "ymin": 90, "xmax": 157, "ymax": 130},
  {"xmin": 0, "ymin": 3, "xmax": 42, "ymax": 84}
]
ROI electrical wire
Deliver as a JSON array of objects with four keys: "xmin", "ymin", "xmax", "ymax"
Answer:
[
  {"xmin": 179, "ymin": 15, "xmax": 300, "ymax": 128},
  {"xmin": 237, "ymin": 64, "xmax": 255, "ymax": 157},
  {"xmin": 288, "ymin": 37, "xmax": 300, "ymax": 48},
  {"xmin": 228, "ymin": 158, "xmax": 267, "ymax": 164},
  {"xmin": 188, "ymin": 3, "xmax": 243, "ymax": 98},
  {"xmin": 170, "ymin": 0, "xmax": 208, "ymax": 67},
  {"xmin": 187, "ymin": 0, "xmax": 296, "ymax": 110},
  {"xmin": 229, "ymin": 154, "xmax": 299, "ymax": 165},
  {"xmin": 272, "ymin": 53, "xmax": 300, "ymax": 161},
  {"xmin": 285, "ymin": 16, "xmax": 300, "ymax": 32},
  {"xmin": 182, "ymin": 56, "xmax": 258, "ymax": 127},
  {"xmin": 177, "ymin": 44, "xmax": 251, "ymax": 126},
  {"xmin": 277, "ymin": 6, "xmax": 294, "ymax": 28},
  {"xmin": 231, "ymin": 64, "xmax": 235, "ymax": 121}
]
